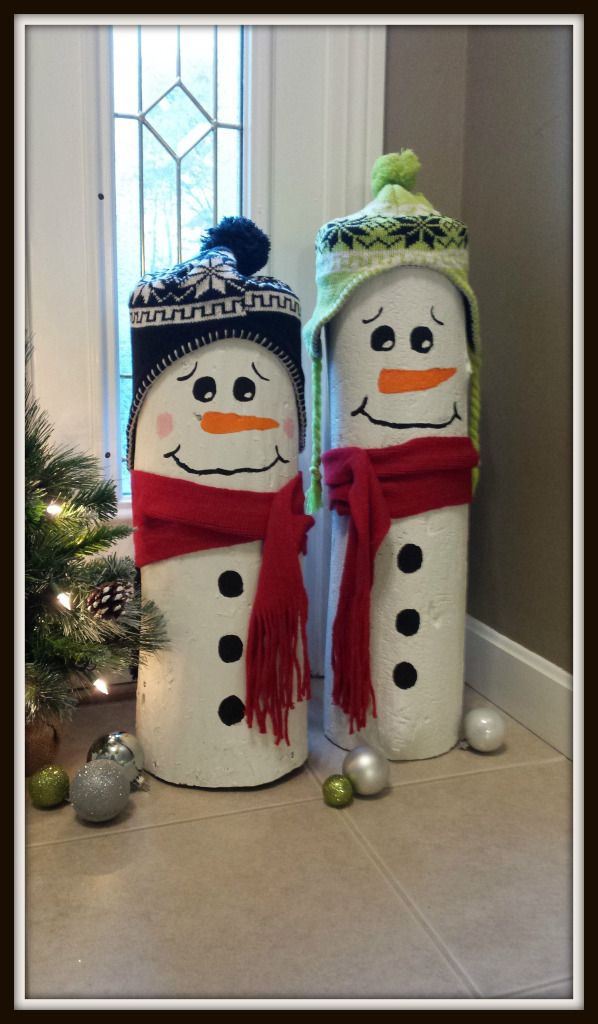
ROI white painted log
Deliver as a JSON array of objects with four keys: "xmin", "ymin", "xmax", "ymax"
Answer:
[
  {"xmin": 134, "ymin": 339, "xmax": 308, "ymax": 787},
  {"xmin": 324, "ymin": 267, "xmax": 472, "ymax": 759}
]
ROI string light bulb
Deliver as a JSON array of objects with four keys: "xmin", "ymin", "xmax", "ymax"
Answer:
[
  {"xmin": 46, "ymin": 503, "xmax": 63, "ymax": 516},
  {"xmin": 56, "ymin": 592, "xmax": 72, "ymax": 610},
  {"xmin": 93, "ymin": 679, "xmax": 109, "ymax": 695}
]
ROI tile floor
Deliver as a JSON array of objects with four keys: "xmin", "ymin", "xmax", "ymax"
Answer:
[{"xmin": 24, "ymin": 682, "xmax": 573, "ymax": 1003}]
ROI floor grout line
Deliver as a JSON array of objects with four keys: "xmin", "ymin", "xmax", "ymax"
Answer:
[
  {"xmin": 330, "ymin": 806, "xmax": 482, "ymax": 999},
  {"xmin": 26, "ymin": 794, "xmax": 324, "ymax": 849},
  {"xmin": 365, "ymin": 755, "xmax": 567, "ymax": 789},
  {"xmin": 27, "ymin": 698, "xmax": 572, "ymax": 1000},
  {"xmin": 28, "ymin": 754, "xmax": 567, "ymax": 850},
  {"xmin": 308, "ymin": 753, "xmax": 567, "ymax": 792}
]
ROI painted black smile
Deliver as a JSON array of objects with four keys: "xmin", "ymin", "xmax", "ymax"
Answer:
[
  {"xmin": 351, "ymin": 397, "xmax": 462, "ymax": 430},
  {"xmin": 164, "ymin": 444, "xmax": 290, "ymax": 477}
]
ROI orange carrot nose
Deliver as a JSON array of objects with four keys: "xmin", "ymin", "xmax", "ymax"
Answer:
[
  {"xmin": 200, "ymin": 411, "xmax": 280, "ymax": 434},
  {"xmin": 378, "ymin": 367, "xmax": 457, "ymax": 394}
]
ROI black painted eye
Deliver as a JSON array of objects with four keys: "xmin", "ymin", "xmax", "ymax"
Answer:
[
  {"xmin": 233, "ymin": 376, "xmax": 256, "ymax": 402},
  {"xmin": 192, "ymin": 376, "xmax": 217, "ymax": 402},
  {"xmin": 410, "ymin": 326, "xmax": 434, "ymax": 353},
  {"xmin": 370, "ymin": 324, "xmax": 395, "ymax": 351}
]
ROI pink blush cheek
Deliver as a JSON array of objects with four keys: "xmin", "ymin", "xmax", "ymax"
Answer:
[
  {"xmin": 283, "ymin": 417, "xmax": 295, "ymax": 439},
  {"xmin": 156, "ymin": 412, "xmax": 174, "ymax": 438}
]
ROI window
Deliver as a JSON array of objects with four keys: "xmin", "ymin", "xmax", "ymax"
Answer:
[{"xmin": 111, "ymin": 25, "xmax": 244, "ymax": 495}]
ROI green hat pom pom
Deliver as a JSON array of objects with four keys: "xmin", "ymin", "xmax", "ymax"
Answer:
[{"xmin": 371, "ymin": 149, "xmax": 421, "ymax": 197}]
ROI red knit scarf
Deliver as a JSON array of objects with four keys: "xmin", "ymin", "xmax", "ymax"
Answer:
[
  {"xmin": 322, "ymin": 436, "xmax": 480, "ymax": 734},
  {"xmin": 131, "ymin": 470, "xmax": 314, "ymax": 745}
]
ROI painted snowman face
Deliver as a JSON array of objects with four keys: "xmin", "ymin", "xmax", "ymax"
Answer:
[
  {"xmin": 134, "ymin": 338, "xmax": 298, "ymax": 492},
  {"xmin": 328, "ymin": 267, "xmax": 471, "ymax": 448}
]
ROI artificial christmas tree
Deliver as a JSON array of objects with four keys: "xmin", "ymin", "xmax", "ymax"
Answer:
[{"xmin": 24, "ymin": 348, "xmax": 167, "ymax": 743}]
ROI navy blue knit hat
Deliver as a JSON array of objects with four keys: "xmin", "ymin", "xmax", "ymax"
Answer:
[{"xmin": 126, "ymin": 217, "xmax": 305, "ymax": 468}]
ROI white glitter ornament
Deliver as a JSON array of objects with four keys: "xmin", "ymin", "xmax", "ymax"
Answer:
[
  {"xmin": 342, "ymin": 745, "xmax": 390, "ymax": 796},
  {"xmin": 463, "ymin": 707, "xmax": 506, "ymax": 752},
  {"xmin": 70, "ymin": 759, "xmax": 130, "ymax": 822}
]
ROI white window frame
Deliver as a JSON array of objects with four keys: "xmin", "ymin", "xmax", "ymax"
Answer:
[{"xmin": 24, "ymin": 20, "xmax": 386, "ymax": 671}]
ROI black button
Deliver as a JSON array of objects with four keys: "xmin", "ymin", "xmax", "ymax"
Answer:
[
  {"xmin": 397, "ymin": 544, "xmax": 423, "ymax": 573},
  {"xmin": 396, "ymin": 609, "xmax": 420, "ymax": 636},
  {"xmin": 218, "ymin": 695, "xmax": 245, "ymax": 725},
  {"xmin": 393, "ymin": 662, "xmax": 418, "ymax": 689},
  {"xmin": 218, "ymin": 635, "xmax": 244, "ymax": 662},
  {"xmin": 218, "ymin": 571, "xmax": 243, "ymax": 597}
]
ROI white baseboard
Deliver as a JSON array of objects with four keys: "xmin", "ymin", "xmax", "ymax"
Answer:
[{"xmin": 465, "ymin": 615, "xmax": 573, "ymax": 759}]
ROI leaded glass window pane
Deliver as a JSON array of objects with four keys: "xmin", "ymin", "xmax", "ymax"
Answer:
[{"xmin": 112, "ymin": 25, "xmax": 244, "ymax": 497}]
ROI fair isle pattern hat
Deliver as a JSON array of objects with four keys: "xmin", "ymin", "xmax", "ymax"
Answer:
[
  {"xmin": 303, "ymin": 150, "xmax": 481, "ymax": 511},
  {"xmin": 126, "ymin": 217, "xmax": 306, "ymax": 468}
]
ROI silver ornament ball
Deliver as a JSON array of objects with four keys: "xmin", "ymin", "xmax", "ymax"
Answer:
[
  {"xmin": 463, "ymin": 707, "xmax": 506, "ymax": 752},
  {"xmin": 70, "ymin": 759, "xmax": 130, "ymax": 822},
  {"xmin": 87, "ymin": 731, "xmax": 144, "ymax": 785},
  {"xmin": 342, "ymin": 745, "xmax": 390, "ymax": 796}
]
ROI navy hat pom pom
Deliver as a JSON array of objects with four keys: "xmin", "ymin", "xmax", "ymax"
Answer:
[{"xmin": 199, "ymin": 216, "xmax": 270, "ymax": 276}]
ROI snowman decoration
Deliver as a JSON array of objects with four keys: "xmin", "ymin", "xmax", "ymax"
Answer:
[
  {"xmin": 304, "ymin": 151, "xmax": 481, "ymax": 760},
  {"xmin": 128, "ymin": 218, "xmax": 313, "ymax": 788}
]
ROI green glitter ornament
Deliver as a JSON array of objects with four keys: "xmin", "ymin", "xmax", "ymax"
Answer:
[
  {"xmin": 322, "ymin": 774, "xmax": 353, "ymax": 808},
  {"xmin": 28, "ymin": 765, "xmax": 70, "ymax": 808}
]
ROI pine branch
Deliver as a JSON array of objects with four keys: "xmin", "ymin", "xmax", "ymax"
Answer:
[
  {"xmin": 105, "ymin": 599, "xmax": 170, "ymax": 655},
  {"xmin": 26, "ymin": 389, "xmax": 108, "ymax": 502},
  {"xmin": 64, "ymin": 523, "xmax": 132, "ymax": 558},
  {"xmin": 73, "ymin": 484, "xmax": 119, "ymax": 520},
  {"xmin": 25, "ymin": 524, "xmax": 132, "ymax": 605},
  {"xmin": 73, "ymin": 554, "xmax": 137, "ymax": 586},
  {"xmin": 25, "ymin": 663, "xmax": 79, "ymax": 724},
  {"xmin": 137, "ymin": 600, "xmax": 170, "ymax": 658},
  {"xmin": 24, "ymin": 343, "xmax": 168, "ymax": 724}
]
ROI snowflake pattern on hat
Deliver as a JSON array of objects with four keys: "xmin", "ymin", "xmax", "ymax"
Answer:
[{"xmin": 317, "ymin": 213, "xmax": 469, "ymax": 254}]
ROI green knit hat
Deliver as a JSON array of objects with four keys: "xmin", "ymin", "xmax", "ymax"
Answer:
[{"xmin": 303, "ymin": 149, "xmax": 481, "ymax": 511}]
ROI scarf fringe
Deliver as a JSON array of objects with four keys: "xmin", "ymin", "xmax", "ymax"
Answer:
[
  {"xmin": 331, "ymin": 588, "xmax": 377, "ymax": 734},
  {"xmin": 245, "ymin": 605, "xmax": 311, "ymax": 746}
]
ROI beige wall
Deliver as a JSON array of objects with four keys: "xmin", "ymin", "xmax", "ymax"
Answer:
[
  {"xmin": 384, "ymin": 26, "xmax": 573, "ymax": 671},
  {"xmin": 384, "ymin": 27, "xmax": 468, "ymax": 219}
]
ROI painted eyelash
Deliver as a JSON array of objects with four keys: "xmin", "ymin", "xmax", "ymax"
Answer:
[
  {"xmin": 251, "ymin": 360, "xmax": 270, "ymax": 381},
  {"xmin": 176, "ymin": 361, "xmax": 198, "ymax": 381},
  {"xmin": 362, "ymin": 307, "xmax": 383, "ymax": 324}
]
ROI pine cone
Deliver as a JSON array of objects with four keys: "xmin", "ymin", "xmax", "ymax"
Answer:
[{"xmin": 86, "ymin": 580, "xmax": 133, "ymax": 620}]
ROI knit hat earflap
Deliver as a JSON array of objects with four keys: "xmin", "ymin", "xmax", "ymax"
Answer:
[{"xmin": 303, "ymin": 150, "xmax": 481, "ymax": 512}]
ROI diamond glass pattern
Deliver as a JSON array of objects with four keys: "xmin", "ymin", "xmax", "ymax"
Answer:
[{"xmin": 145, "ymin": 84, "xmax": 211, "ymax": 159}]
